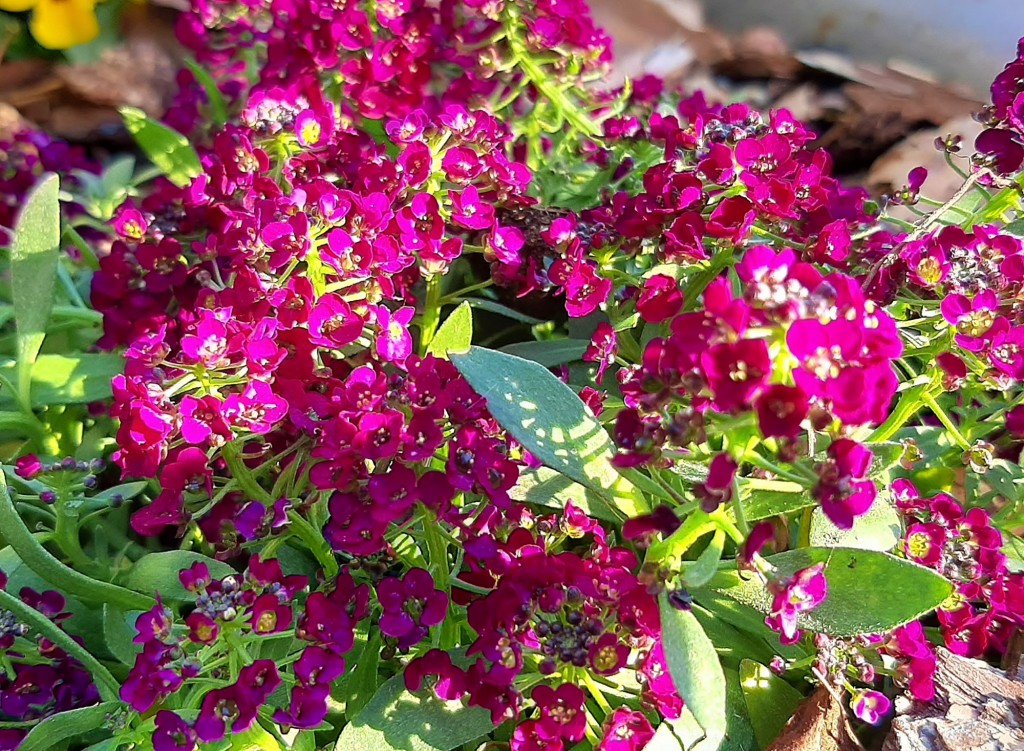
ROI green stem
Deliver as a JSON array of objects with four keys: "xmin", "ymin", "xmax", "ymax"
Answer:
[
  {"xmin": 868, "ymin": 381, "xmax": 930, "ymax": 443},
  {"xmin": 0, "ymin": 478, "xmax": 154, "ymax": 611},
  {"xmin": 286, "ymin": 510, "xmax": 338, "ymax": 578},
  {"xmin": 418, "ymin": 275, "xmax": 443, "ymax": 356},
  {"xmin": 221, "ymin": 442, "xmax": 273, "ymax": 504},
  {"xmin": 921, "ymin": 392, "xmax": 971, "ymax": 450},
  {"xmin": 0, "ymin": 588, "xmax": 119, "ymax": 701}
]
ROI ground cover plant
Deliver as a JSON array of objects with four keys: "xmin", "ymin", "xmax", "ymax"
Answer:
[{"xmin": 2, "ymin": 2, "xmax": 1024, "ymax": 750}]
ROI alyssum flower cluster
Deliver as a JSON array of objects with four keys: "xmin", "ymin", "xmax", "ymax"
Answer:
[{"xmin": 1, "ymin": 2, "xmax": 1024, "ymax": 751}]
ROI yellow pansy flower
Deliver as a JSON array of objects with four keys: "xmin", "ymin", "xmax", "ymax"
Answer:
[{"xmin": 0, "ymin": 0, "xmax": 99, "ymax": 50}]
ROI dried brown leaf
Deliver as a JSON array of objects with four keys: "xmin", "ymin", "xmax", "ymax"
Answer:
[{"xmin": 766, "ymin": 686, "xmax": 865, "ymax": 751}]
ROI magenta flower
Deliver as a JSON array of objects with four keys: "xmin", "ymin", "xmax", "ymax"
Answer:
[
  {"xmin": 701, "ymin": 339, "xmax": 771, "ymax": 412},
  {"xmin": 449, "ymin": 185, "xmax": 495, "ymax": 230},
  {"xmin": 377, "ymin": 568, "xmax": 449, "ymax": 650},
  {"xmin": 308, "ymin": 294, "xmax": 363, "ymax": 349},
  {"xmin": 636, "ymin": 274, "xmax": 684, "ymax": 323},
  {"xmin": 112, "ymin": 205, "xmax": 148, "ymax": 241},
  {"xmin": 375, "ymin": 305, "xmax": 415, "ymax": 363},
  {"xmin": 941, "ymin": 290, "xmax": 1000, "ymax": 351},
  {"xmin": 814, "ymin": 439, "xmax": 877, "ymax": 529},
  {"xmin": 588, "ymin": 633, "xmax": 629, "ymax": 675},
  {"xmin": 851, "ymin": 690, "xmax": 891, "ymax": 725},
  {"xmin": 153, "ymin": 711, "xmax": 196, "ymax": 751},
  {"xmin": 695, "ymin": 453, "xmax": 738, "ymax": 513},
  {"xmin": 597, "ymin": 708, "xmax": 655, "ymax": 751},
  {"xmin": 563, "ymin": 261, "xmax": 612, "ymax": 318},
  {"xmin": 755, "ymin": 383, "xmax": 809, "ymax": 438},
  {"xmin": 532, "ymin": 683, "xmax": 587, "ymax": 742},
  {"xmin": 765, "ymin": 563, "xmax": 828, "ymax": 643},
  {"xmin": 903, "ymin": 523, "xmax": 946, "ymax": 567},
  {"xmin": 404, "ymin": 649, "xmax": 467, "ymax": 700}
]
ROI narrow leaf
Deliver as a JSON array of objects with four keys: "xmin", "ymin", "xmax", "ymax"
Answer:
[
  {"xmin": 499, "ymin": 339, "xmax": 589, "ymax": 367},
  {"xmin": 450, "ymin": 347, "xmax": 641, "ymax": 510},
  {"xmin": 658, "ymin": 593, "xmax": 727, "ymax": 742},
  {"xmin": 11, "ymin": 173, "xmax": 60, "ymax": 408},
  {"xmin": 120, "ymin": 107, "xmax": 201, "ymax": 187},
  {"xmin": 427, "ymin": 302, "xmax": 472, "ymax": 359},
  {"xmin": 102, "ymin": 604, "xmax": 143, "ymax": 666},
  {"xmin": 739, "ymin": 659, "xmax": 804, "ymax": 748},
  {"xmin": 709, "ymin": 547, "xmax": 953, "ymax": 636}
]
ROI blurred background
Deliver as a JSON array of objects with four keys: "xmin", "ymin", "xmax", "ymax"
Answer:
[{"xmin": 588, "ymin": 0, "xmax": 1024, "ymax": 194}]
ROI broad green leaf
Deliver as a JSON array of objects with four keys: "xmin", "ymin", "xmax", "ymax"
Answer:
[
  {"xmin": 740, "ymin": 478, "xmax": 813, "ymax": 521},
  {"xmin": 866, "ymin": 441, "xmax": 905, "ymax": 479},
  {"xmin": 709, "ymin": 547, "xmax": 953, "ymax": 636},
  {"xmin": 103, "ymin": 604, "xmax": 143, "ymax": 666},
  {"xmin": 335, "ymin": 659, "xmax": 493, "ymax": 751},
  {"xmin": 658, "ymin": 593, "xmax": 727, "ymax": 742},
  {"xmin": 809, "ymin": 498, "xmax": 902, "ymax": 552},
  {"xmin": 15, "ymin": 353, "xmax": 123, "ymax": 407},
  {"xmin": 450, "ymin": 347, "xmax": 642, "ymax": 510},
  {"xmin": 17, "ymin": 702, "xmax": 119, "ymax": 751},
  {"xmin": 11, "ymin": 173, "xmax": 60, "ymax": 407},
  {"xmin": 739, "ymin": 660, "xmax": 804, "ymax": 749},
  {"xmin": 499, "ymin": 339, "xmax": 589, "ymax": 367},
  {"xmin": 427, "ymin": 302, "xmax": 472, "ymax": 359},
  {"xmin": 120, "ymin": 107, "xmax": 201, "ymax": 187},
  {"xmin": 508, "ymin": 466, "xmax": 645, "ymax": 521},
  {"xmin": 126, "ymin": 551, "xmax": 235, "ymax": 601},
  {"xmin": 692, "ymin": 589, "xmax": 806, "ymax": 661},
  {"xmin": 691, "ymin": 606, "xmax": 779, "ymax": 669}
]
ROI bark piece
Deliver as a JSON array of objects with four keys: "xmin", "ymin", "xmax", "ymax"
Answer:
[
  {"xmin": 883, "ymin": 648, "xmax": 1024, "ymax": 751},
  {"xmin": 766, "ymin": 686, "xmax": 865, "ymax": 751}
]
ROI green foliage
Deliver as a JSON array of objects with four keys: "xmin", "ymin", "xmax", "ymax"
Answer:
[
  {"xmin": 658, "ymin": 593, "xmax": 727, "ymax": 743},
  {"xmin": 120, "ymin": 107, "xmax": 202, "ymax": 187},
  {"xmin": 709, "ymin": 547, "xmax": 953, "ymax": 636}
]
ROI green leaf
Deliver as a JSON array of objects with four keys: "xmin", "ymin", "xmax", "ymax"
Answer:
[
  {"xmin": 740, "ymin": 478, "xmax": 814, "ymax": 521},
  {"xmin": 341, "ymin": 632, "xmax": 381, "ymax": 719},
  {"xmin": 866, "ymin": 441, "xmax": 906, "ymax": 480},
  {"xmin": 658, "ymin": 593, "xmax": 727, "ymax": 742},
  {"xmin": 183, "ymin": 58, "xmax": 229, "ymax": 128},
  {"xmin": 709, "ymin": 547, "xmax": 953, "ymax": 636},
  {"xmin": 683, "ymin": 530, "xmax": 726, "ymax": 589},
  {"xmin": 120, "ymin": 107, "xmax": 202, "ymax": 187},
  {"xmin": 11, "ymin": 173, "xmax": 60, "ymax": 409},
  {"xmin": 450, "ymin": 347, "xmax": 641, "ymax": 510},
  {"xmin": 692, "ymin": 589, "xmax": 807, "ymax": 661},
  {"xmin": 0, "ymin": 476, "xmax": 154, "ymax": 614},
  {"xmin": 335, "ymin": 658, "xmax": 493, "ymax": 751},
  {"xmin": 739, "ymin": 659, "xmax": 804, "ymax": 749},
  {"xmin": 125, "ymin": 551, "xmax": 235, "ymax": 602},
  {"xmin": 645, "ymin": 666, "xmax": 752, "ymax": 751},
  {"xmin": 91, "ymin": 481, "xmax": 149, "ymax": 504},
  {"xmin": 691, "ymin": 606, "xmax": 779, "ymax": 669},
  {"xmin": 427, "ymin": 302, "xmax": 472, "ymax": 359},
  {"xmin": 509, "ymin": 466, "xmax": 646, "ymax": 521},
  {"xmin": 808, "ymin": 498, "xmax": 902, "ymax": 552},
  {"xmin": 463, "ymin": 298, "xmax": 543, "ymax": 325},
  {"xmin": 16, "ymin": 702, "xmax": 119, "ymax": 751},
  {"xmin": 27, "ymin": 353, "xmax": 123, "ymax": 407},
  {"xmin": 498, "ymin": 339, "xmax": 589, "ymax": 367},
  {"xmin": 103, "ymin": 604, "xmax": 143, "ymax": 666}
]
